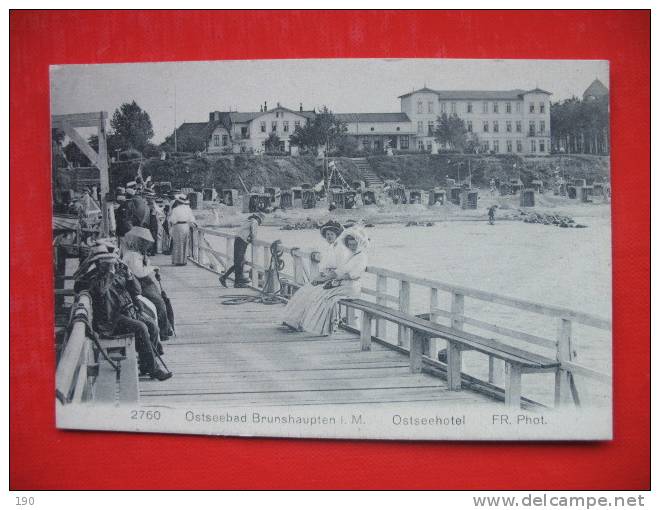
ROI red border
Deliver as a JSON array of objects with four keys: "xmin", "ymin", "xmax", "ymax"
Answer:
[{"xmin": 10, "ymin": 10, "xmax": 650, "ymax": 490}]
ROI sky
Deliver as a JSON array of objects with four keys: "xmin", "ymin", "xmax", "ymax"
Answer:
[{"xmin": 51, "ymin": 58, "xmax": 609, "ymax": 144}]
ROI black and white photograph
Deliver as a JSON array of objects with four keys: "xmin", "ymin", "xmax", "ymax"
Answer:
[{"xmin": 51, "ymin": 58, "xmax": 612, "ymax": 440}]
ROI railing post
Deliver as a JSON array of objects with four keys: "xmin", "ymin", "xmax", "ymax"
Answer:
[
  {"xmin": 250, "ymin": 241, "xmax": 257, "ymax": 288},
  {"xmin": 428, "ymin": 287, "xmax": 439, "ymax": 359},
  {"xmin": 198, "ymin": 230, "xmax": 206, "ymax": 266},
  {"xmin": 397, "ymin": 280, "xmax": 410, "ymax": 347},
  {"xmin": 225, "ymin": 236, "xmax": 232, "ymax": 265},
  {"xmin": 375, "ymin": 274, "xmax": 387, "ymax": 338},
  {"xmin": 360, "ymin": 311, "xmax": 372, "ymax": 351},
  {"xmin": 447, "ymin": 291, "xmax": 465, "ymax": 390},
  {"xmin": 262, "ymin": 245, "xmax": 270, "ymax": 288},
  {"xmin": 554, "ymin": 318, "xmax": 574, "ymax": 407}
]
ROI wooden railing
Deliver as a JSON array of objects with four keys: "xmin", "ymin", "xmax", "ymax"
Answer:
[
  {"xmin": 56, "ymin": 291, "xmax": 139, "ymax": 407},
  {"xmin": 189, "ymin": 225, "xmax": 612, "ymax": 408}
]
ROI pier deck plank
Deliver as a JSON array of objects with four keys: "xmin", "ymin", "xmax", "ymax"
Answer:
[{"xmin": 139, "ymin": 256, "xmax": 493, "ymax": 408}]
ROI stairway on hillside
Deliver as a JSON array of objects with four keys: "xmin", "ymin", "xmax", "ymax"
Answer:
[{"xmin": 350, "ymin": 158, "xmax": 383, "ymax": 188}]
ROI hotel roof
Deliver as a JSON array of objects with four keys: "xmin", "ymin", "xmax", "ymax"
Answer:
[
  {"xmin": 398, "ymin": 88, "xmax": 551, "ymax": 99},
  {"xmin": 335, "ymin": 112, "xmax": 411, "ymax": 123}
]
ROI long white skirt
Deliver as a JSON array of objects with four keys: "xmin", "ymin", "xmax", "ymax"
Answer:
[
  {"xmin": 284, "ymin": 282, "xmax": 360, "ymax": 336},
  {"xmin": 171, "ymin": 223, "xmax": 189, "ymax": 265}
]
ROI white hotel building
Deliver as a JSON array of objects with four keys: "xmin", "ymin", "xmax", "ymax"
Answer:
[{"xmin": 179, "ymin": 87, "xmax": 551, "ymax": 156}]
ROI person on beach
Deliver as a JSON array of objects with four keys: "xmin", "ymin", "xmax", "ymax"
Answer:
[
  {"xmin": 282, "ymin": 220, "xmax": 348, "ymax": 331},
  {"xmin": 219, "ymin": 212, "xmax": 264, "ymax": 288},
  {"xmin": 168, "ymin": 194, "xmax": 197, "ymax": 266},
  {"xmin": 287, "ymin": 226, "xmax": 369, "ymax": 336},
  {"xmin": 488, "ymin": 205, "xmax": 498, "ymax": 225}
]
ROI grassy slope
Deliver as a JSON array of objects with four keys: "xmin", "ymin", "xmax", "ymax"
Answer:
[{"xmin": 109, "ymin": 153, "xmax": 610, "ymax": 191}]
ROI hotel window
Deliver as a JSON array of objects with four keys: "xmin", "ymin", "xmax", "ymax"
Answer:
[
  {"xmin": 482, "ymin": 141, "xmax": 490, "ymax": 152},
  {"xmin": 516, "ymin": 102, "xmax": 522, "ymax": 113},
  {"xmin": 272, "ymin": 121, "xmax": 277, "ymax": 132},
  {"xmin": 482, "ymin": 101, "xmax": 488, "ymax": 113},
  {"xmin": 427, "ymin": 121, "xmax": 434, "ymax": 136},
  {"xmin": 507, "ymin": 140, "xmax": 513, "ymax": 153},
  {"xmin": 539, "ymin": 140, "xmax": 545, "ymax": 152},
  {"xmin": 529, "ymin": 103, "xmax": 535, "ymax": 113},
  {"xmin": 283, "ymin": 121, "xmax": 289, "ymax": 132},
  {"xmin": 213, "ymin": 134, "xmax": 220, "ymax": 147},
  {"xmin": 222, "ymin": 135, "xmax": 228, "ymax": 146},
  {"xmin": 529, "ymin": 121, "xmax": 535, "ymax": 136},
  {"xmin": 426, "ymin": 142, "xmax": 432, "ymax": 152},
  {"xmin": 294, "ymin": 120, "xmax": 301, "ymax": 130},
  {"xmin": 531, "ymin": 140, "xmax": 537, "ymax": 152},
  {"xmin": 260, "ymin": 121, "xmax": 266, "ymax": 133},
  {"xmin": 516, "ymin": 140, "xmax": 523, "ymax": 152},
  {"xmin": 418, "ymin": 140, "xmax": 425, "ymax": 150},
  {"xmin": 400, "ymin": 135, "xmax": 409, "ymax": 149},
  {"xmin": 440, "ymin": 102, "xmax": 446, "ymax": 113},
  {"xmin": 539, "ymin": 102, "xmax": 545, "ymax": 113},
  {"xmin": 506, "ymin": 102, "xmax": 512, "ymax": 114},
  {"xmin": 370, "ymin": 127, "xmax": 375, "ymax": 131},
  {"xmin": 483, "ymin": 121, "xmax": 489, "ymax": 132},
  {"xmin": 493, "ymin": 121, "xmax": 499, "ymax": 133},
  {"xmin": 493, "ymin": 102, "xmax": 499, "ymax": 113},
  {"xmin": 428, "ymin": 101, "xmax": 434, "ymax": 114},
  {"xmin": 506, "ymin": 121, "xmax": 512, "ymax": 133},
  {"xmin": 417, "ymin": 121, "xmax": 424, "ymax": 134},
  {"xmin": 516, "ymin": 121, "xmax": 522, "ymax": 133},
  {"xmin": 467, "ymin": 120, "xmax": 472, "ymax": 132},
  {"xmin": 417, "ymin": 101, "xmax": 423, "ymax": 114},
  {"xmin": 451, "ymin": 102, "xmax": 457, "ymax": 114},
  {"xmin": 467, "ymin": 102, "xmax": 473, "ymax": 113},
  {"xmin": 493, "ymin": 140, "xmax": 500, "ymax": 153},
  {"xmin": 539, "ymin": 120, "xmax": 546, "ymax": 133}
]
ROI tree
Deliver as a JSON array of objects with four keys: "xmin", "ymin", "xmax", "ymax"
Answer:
[
  {"xmin": 110, "ymin": 101, "xmax": 154, "ymax": 154},
  {"xmin": 289, "ymin": 106, "xmax": 347, "ymax": 151},
  {"xmin": 434, "ymin": 113, "xmax": 469, "ymax": 151},
  {"xmin": 264, "ymin": 132, "xmax": 281, "ymax": 152}
]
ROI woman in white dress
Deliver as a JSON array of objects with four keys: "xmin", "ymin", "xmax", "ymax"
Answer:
[
  {"xmin": 282, "ymin": 220, "xmax": 347, "ymax": 331},
  {"xmin": 168, "ymin": 194, "xmax": 197, "ymax": 266},
  {"xmin": 296, "ymin": 225, "xmax": 369, "ymax": 336}
]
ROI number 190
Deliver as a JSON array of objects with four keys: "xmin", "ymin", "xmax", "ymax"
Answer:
[{"xmin": 16, "ymin": 497, "xmax": 34, "ymax": 506}]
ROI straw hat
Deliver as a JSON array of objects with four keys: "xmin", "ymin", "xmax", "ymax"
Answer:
[
  {"xmin": 319, "ymin": 220, "xmax": 343, "ymax": 238},
  {"xmin": 125, "ymin": 188, "xmax": 136, "ymax": 196},
  {"xmin": 124, "ymin": 226, "xmax": 155, "ymax": 243},
  {"xmin": 248, "ymin": 212, "xmax": 265, "ymax": 224}
]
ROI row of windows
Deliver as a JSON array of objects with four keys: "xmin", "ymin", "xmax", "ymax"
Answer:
[
  {"xmin": 416, "ymin": 100, "xmax": 546, "ymax": 115},
  {"xmin": 481, "ymin": 139, "xmax": 546, "ymax": 153},
  {"xmin": 260, "ymin": 120, "xmax": 301, "ymax": 133},
  {"xmin": 467, "ymin": 120, "xmax": 546, "ymax": 134}
]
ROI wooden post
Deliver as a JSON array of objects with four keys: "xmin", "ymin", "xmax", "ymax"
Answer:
[
  {"xmin": 504, "ymin": 362, "xmax": 522, "ymax": 408},
  {"xmin": 375, "ymin": 274, "xmax": 387, "ymax": 338},
  {"xmin": 250, "ymin": 241, "xmax": 257, "ymax": 287},
  {"xmin": 398, "ymin": 280, "xmax": 410, "ymax": 347},
  {"xmin": 360, "ymin": 311, "xmax": 372, "ymax": 351},
  {"xmin": 488, "ymin": 357, "xmax": 496, "ymax": 384},
  {"xmin": 118, "ymin": 336, "xmax": 139, "ymax": 403},
  {"xmin": 428, "ymin": 287, "xmax": 440, "ymax": 359},
  {"xmin": 446, "ymin": 341, "xmax": 462, "ymax": 390},
  {"xmin": 263, "ymin": 245, "xmax": 270, "ymax": 288},
  {"xmin": 226, "ymin": 237, "xmax": 233, "ymax": 268},
  {"xmin": 450, "ymin": 291, "xmax": 465, "ymax": 331},
  {"xmin": 554, "ymin": 318, "xmax": 573, "ymax": 407},
  {"xmin": 96, "ymin": 113, "xmax": 110, "ymax": 237},
  {"xmin": 410, "ymin": 330, "xmax": 424, "ymax": 373}
]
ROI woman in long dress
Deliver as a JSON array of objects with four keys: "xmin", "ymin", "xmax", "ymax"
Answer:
[
  {"xmin": 168, "ymin": 195, "xmax": 197, "ymax": 266},
  {"xmin": 282, "ymin": 220, "xmax": 347, "ymax": 331},
  {"xmin": 296, "ymin": 226, "xmax": 369, "ymax": 336}
]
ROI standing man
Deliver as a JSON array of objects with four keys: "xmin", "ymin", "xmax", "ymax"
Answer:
[
  {"xmin": 219, "ymin": 212, "xmax": 264, "ymax": 288},
  {"xmin": 487, "ymin": 205, "xmax": 498, "ymax": 225}
]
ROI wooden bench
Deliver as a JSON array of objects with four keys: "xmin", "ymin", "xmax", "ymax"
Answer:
[{"xmin": 341, "ymin": 298, "xmax": 559, "ymax": 408}]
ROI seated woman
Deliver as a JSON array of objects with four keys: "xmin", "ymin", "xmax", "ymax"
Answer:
[
  {"xmin": 282, "ymin": 220, "xmax": 347, "ymax": 331},
  {"xmin": 121, "ymin": 226, "xmax": 174, "ymax": 341},
  {"xmin": 289, "ymin": 225, "xmax": 369, "ymax": 336}
]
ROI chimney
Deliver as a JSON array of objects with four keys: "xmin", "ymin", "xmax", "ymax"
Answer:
[
  {"xmin": 209, "ymin": 112, "xmax": 214, "ymax": 122},
  {"xmin": 277, "ymin": 101, "xmax": 280, "ymax": 108},
  {"xmin": 299, "ymin": 102, "xmax": 303, "ymax": 112},
  {"xmin": 264, "ymin": 101, "xmax": 267, "ymax": 111},
  {"xmin": 260, "ymin": 105, "xmax": 263, "ymax": 112}
]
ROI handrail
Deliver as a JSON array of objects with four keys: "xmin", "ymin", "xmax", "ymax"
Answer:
[{"xmin": 189, "ymin": 225, "xmax": 612, "ymax": 406}]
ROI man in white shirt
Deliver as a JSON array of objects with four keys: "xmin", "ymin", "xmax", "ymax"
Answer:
[{"xmin": 219, "ymin": 213, "xmax": 264, "ymax": 288}]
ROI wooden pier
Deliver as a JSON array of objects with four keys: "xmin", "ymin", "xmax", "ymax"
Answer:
[{"xmin": 138, "ymin": 258, "xmax": 493, "ymax": 408}]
